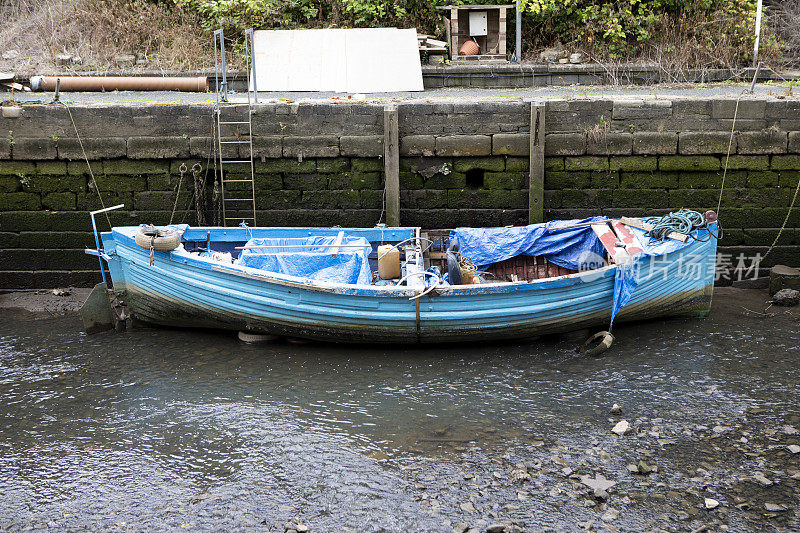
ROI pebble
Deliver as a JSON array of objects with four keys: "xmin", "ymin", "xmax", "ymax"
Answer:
[
  {"xmin": 460, "ymin": 502, "xmax": 476, "ymax": 513},
  {"xmin": 611, "ymin": 420, "xmax": 631, "ymax": 436},
  {"xmin": 764, "ymin": 503, "xmax": 787, "ymax": 512},
  {"xmin": 772, "ymin": 288, "xmax": 799, "ymax": 306},
  {"xmin": 486, "ymin": 524, "xmax": 507, "ymax": 533},
  {"xmin": 752, "ymin": 473, "xmax": 773, "ymax": 486},
  {"xmin": 610, "ymin": 404, "xmax": 623, "ymax": 415},
  {"xmin": 787, "ymin": 444, "xmax": 800, "ymax": 454},
  {"xmin": 704, "ymin": 498, "xmax": 720, "ymax": 510},
  {"xmin": 601, "ymin": 508, "xmax": 619, "ymax": 522}
]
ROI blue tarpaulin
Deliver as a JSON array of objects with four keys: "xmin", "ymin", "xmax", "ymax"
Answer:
[
  {"xmin": 236, "ymin": 235, "xmax": 373, "ymax": 285},
  {"xmin": 451, "ymin": 217, "xmax": 704, "ymax": 328},
  {"xmin": 449, "ymin": 218, "xmax": 608, "ymax": 271},
  {"xmin": 610, "ymin": 224, "xmax": 702, "ymax": 325}
]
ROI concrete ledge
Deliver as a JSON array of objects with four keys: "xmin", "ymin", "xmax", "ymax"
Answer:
[
  {"xmin": 492, "ymin": 134, "xmax": 529, "ymax": 156},
  {"xmin": 737, "ymin": 131, "xmax": 788, "ymax": 154},
  {"xmin": 282, "ymin": 136, "xmax": 339, "ymax": 158},
  {"xmin": 127, "ymin": 137, "xmax": 189, "ymax": 159},
  {"xmin": 633, "ymin": 132, "xmax": 678, "ymax": 154},
  {"xmin": 679, "ymin": 132, "xmax": 733, "ymax": 155},
  {"xmin": 400, "ymin": 135, "xmax": 436, "ymax": 157},
  {"xmin": 12, "ymin": 138, "xmax": 57, "ymax": 160},
  {"xmin": 340, "ymin": 136, "xmax": 383, "ymax": 157},
  {"xmin": 58, "ymin": 138, "xmax": 127, "ymax": 160},
  {"xmin": 435, "ymin": 135, "xmax": 491, "ymax": 157}
]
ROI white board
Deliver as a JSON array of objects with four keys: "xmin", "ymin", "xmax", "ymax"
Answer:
[{"xmin": 251, "ymin": 28, "xmax": 423, "ymax": 93}]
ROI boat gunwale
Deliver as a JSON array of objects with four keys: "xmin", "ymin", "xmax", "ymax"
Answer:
[{"xmin": 106, "ymin": 227, "xmax": 621, "ymax": 297}]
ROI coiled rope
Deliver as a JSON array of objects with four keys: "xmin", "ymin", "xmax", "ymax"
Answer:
[{"xmin": 644, "ymin": 209, "xmax": 710, "ymax": 241}]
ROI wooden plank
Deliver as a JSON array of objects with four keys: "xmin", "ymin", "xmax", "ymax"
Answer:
[
  {"xmin": 591, "ymin": 223, "xmax": 631, "ymax": 264},
  {"xmin": 610, "ymin": 220, "xmax": 645, "ymax": 256},
  {"xmin": 528, "ymin": 100, "xmax": 545, "ymax": 224},
  {"xmin": 384, "ymin": 105, "xmax": 400, "ymax": 227},
  {"xmin": 330, "ymin": 230, "xmax": 345, "ymax": 256},
  {"xmin": 619, "ymin": 216, "xmax": 689, "ymax": 243}
]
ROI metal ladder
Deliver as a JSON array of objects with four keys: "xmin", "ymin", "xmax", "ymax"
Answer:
[{"xmin": 213, "ymin": 28, "xmax": 259, "ymax": 227}]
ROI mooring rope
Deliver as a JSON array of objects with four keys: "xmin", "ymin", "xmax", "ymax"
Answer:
[
  {"xmin": 59, "ymin": 102, "xmax": 111, "ymax": 227},
  {"xmin": 762, "ymin": 171, "xmax": 800, "ymax": 261},
  {"xmin": 645, "ymin": 209, "xmax": 709, "ymax": 241},
  {"xmin": 717, "ymin": 90, "xmax": 745, "ymax": 215}
]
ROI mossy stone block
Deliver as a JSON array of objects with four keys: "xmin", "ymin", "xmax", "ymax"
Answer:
[
  {"xmin": 545, "ymin": 171, "xmax": 590, "ymax": 189},
  {"xmin": 453, "ymin": 157, "xmax": 505, "ymax": 173},
  {"xmin": 771, "ymin": 155, "xmax": 800, "ymax": 171},
  {"xmin": 0, "ymin": 162, "xmax": 35, "ymax": 176},
  {"xmin": 747, "ymin": 171, "xmax": 780, "ymax": 188},
  {"xmin": 609, "ymin": 156, "xmax": 657, "ymax": 172},
  {"xmin": 42, "ymin": 192, "xmax": 76, "ymax": 211},
  {"xmin": 564, "ymin": 156, "xmax": 609, "ymax": 172},
  {"xmin": 103, "ymin": 160, "xmax": 169, "ymax": 175},
  {"xmin": 659, "ymin": 156, "xmax": 720, "ymax": 172},
  {"xmin": 483, "ymin": 171, "xmax": 526, "ymax": 190},
  {"xmin": 351, "ymin": 158, "xmax": 383, "ymax": 172},
  {"xmin": 316, "ymin": 158, "xmax": 350, "ymax": 173},
  {"xmin": 0, "ymin": 176, "xmax": 21, "ymax": 192},
  {"xmin": 612, "ymin": 188, "xmax": 669, "ymax": 208},
  {"xmin": 0, "ymin": 192, "xmax": 41, "ymax": 210}
]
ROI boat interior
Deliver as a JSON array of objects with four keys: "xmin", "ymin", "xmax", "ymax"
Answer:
[{"xmin": 155, "ymin": 224, "xmax": 608, "ymax": 287}]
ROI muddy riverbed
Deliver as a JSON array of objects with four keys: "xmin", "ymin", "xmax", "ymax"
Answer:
[{"xmin": 0, "ymin": 287, "xmax": 798, "ymax": 532}]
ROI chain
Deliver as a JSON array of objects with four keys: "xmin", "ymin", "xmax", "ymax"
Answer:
[{"xmin": 169, "ymin": 163, "xmax": 187, "ymax": 225}]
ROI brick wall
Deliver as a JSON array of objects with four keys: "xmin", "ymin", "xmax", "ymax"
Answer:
[{"xmin": 0, "ymin": 98, "xmax": 798, "ymax": 288}]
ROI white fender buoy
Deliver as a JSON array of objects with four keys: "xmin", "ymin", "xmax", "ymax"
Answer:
[{"xmin": 237, "ymin": 331, "xmax": 279, "ymax": 343}]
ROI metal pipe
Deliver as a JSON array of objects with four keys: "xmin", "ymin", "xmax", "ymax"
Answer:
[
  {"xmin": 515, "ymin": 1, "xmax": 522, "ymax": 63},
  {"xmin": 30, "ymin": 76, "xmax": 208, "ymax": 92}
]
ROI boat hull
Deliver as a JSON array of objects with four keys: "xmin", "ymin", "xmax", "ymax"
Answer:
[{"xmin": 102, "ymin": 226, "xmax": 717, "ymax": 344}]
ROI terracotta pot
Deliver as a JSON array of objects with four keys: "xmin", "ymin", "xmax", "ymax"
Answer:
[{"xmin": 459, "ymin": 40, "xmax": 479, "ymax": 56}]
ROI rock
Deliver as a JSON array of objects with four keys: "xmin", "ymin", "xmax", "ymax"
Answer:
[
  {"xmin": 712, "ymin": 425, "xmax": 730, "ymax": 434},
  {"xmin": 452, "ymin": 524, "xmax": 469, "ymax": 533},
  {"xmin": 580, "ymin": 474, "xmax": 616, "ymax": 499},
  {"xmin": 787, "ymin": 444, "xmax": 800, "ymax": 454},
  {"xmin": 752, "ymin": 473, "xmax": 773, "ymax": 486},
  {"xmin": 114, "ymin": 54, "xmax": 136, "ymax": 68},
  {"xmin": 783, "ymin": 425, "xmax": 799, "ymax": 435},
  {"xmin": 56, "ymin": 54, "xmax": 72, "ymax": 66},
  {"xmin": 764, "ymin": 503, "xmax": 787, "ymax": 512},
  {"xmin": 637, "ymin": 461, "xmax": 654, "ymax": 475},
  {"xmin": 2, "ymin": 49, "xmax": 19, "ymax": 60},
  {"xmin": 769, "ymin": 265, "xmax": 800, "ymax": 294},
  {"xmin": 486, "ymin": 524, "xmax": 508, "ymax": 533},
  {"xmin": 598, "ymin": 450, "xmax": 612, "ymax": 462},
  {"xmin": 704, "ymin": 498, "xmax": 719, "ymax": 509},
  {"xmin": 601, "ymin": 508, "xmax": 619, "ymax": 522},
  {"xmin": 612, "ymin": 420, "xmax": 631, "ymax": 436},
  {"xmin": 52, "ymin": 288, "xmax": 71, "ymax": 296},
  {"xmin": 772, "ymin": 288, "xmax": 800, "ymax": 306},
  {"xmin": 627, "ymin": 463, "xmax": 638, "ymax": 474},
  {"xmin": 460, "ymin": 502, "xmax": 476, "ymax": 513},
  {"xmin": 558, "ymin": 58, "xmax": 569, "ymax": 64},
  {"xmin": 511, "ymin": 467, "xmax": 531, "ymax": 483},
  {"xmin": 610, "ymin": 404, "xmax": 623, "ymax": 415},
  {"xmin": 569, "ymin": 53, "xmax": 584, "ymax": 64},
  {"xmin": 295, "ymin": 525, "xmax": 309, "ymax": 533},
  {"xmin": 539, "ymin": 48, "xmax": 567, "ymax": 62}
]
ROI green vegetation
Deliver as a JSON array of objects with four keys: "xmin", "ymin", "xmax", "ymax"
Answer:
[
  {"xmin": 169, "ymin": 0, "xmax": 777, "ymax": 67},
  {"xmin": 0, "ymin": 0, "xmax": 788, "ymax": 71}
]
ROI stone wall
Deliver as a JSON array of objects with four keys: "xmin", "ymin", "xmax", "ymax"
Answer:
[{"xmin": 0, "ymin": 98, "xmax": 798, "ymax": 288}]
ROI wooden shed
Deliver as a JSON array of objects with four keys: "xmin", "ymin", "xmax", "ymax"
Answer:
[{"xmin": 436, "ymin": 4, "xmax": 515, "ymax": 62}]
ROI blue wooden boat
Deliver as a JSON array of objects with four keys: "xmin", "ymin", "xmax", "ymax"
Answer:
[{"xmin": 86, "ymin": 209, "xmax": 719, "ymax": 344}]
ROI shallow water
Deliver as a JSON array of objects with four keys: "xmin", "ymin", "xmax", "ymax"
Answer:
[{"xmin": 0, "ymin": 288, "xmax": 798, "ymax": 531}]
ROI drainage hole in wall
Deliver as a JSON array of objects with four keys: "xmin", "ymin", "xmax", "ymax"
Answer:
[{"xmin": 465, "ymin": 168, "xmax": 484, "ymax": 189}]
